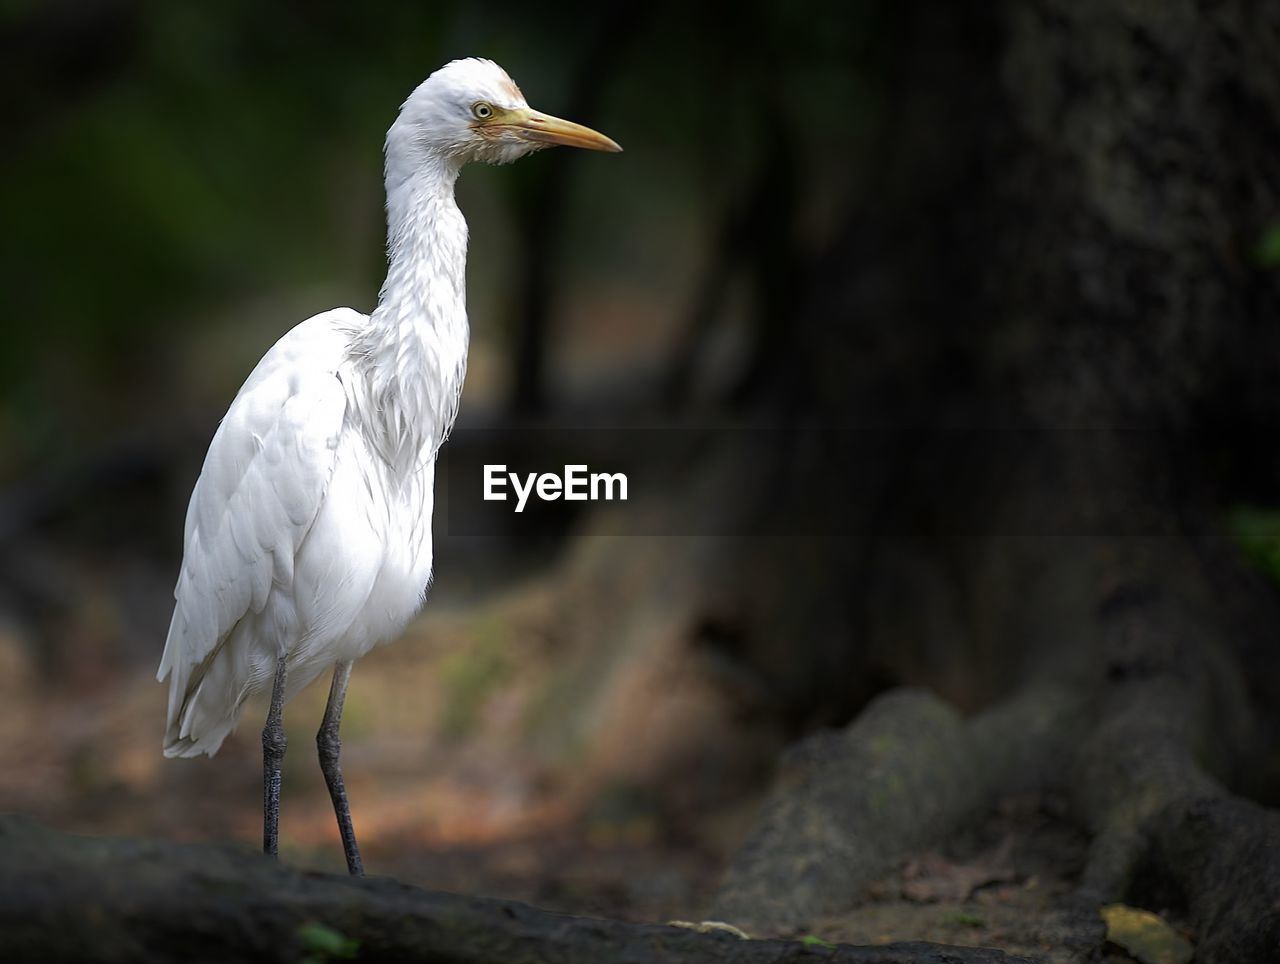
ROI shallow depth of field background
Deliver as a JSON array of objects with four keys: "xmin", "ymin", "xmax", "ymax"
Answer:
[
  {"xmin": 0, "ymin": 0, "xmax": 879, "ymax": 917},
  {"xmin": 4, "ymin": 0, "xmax": 1280, "ymax": 935}
]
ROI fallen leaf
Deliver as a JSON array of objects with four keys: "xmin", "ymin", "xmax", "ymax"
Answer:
[{"xmin": 1101, "ymin": 904, "xmax": 1193, "ymax": 964}]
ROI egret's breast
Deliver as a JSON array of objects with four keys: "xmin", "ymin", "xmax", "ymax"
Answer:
[
  {"xmin": 360, "ymin": 454, "xmax": 437, "ymax": 647},
  {"xmin": 290, "ymin": 432, "xmax": 436, "ymax": 668}
]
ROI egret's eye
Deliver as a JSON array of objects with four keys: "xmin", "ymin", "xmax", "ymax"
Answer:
[{"xmin": 472, "ymin": 102, "xmax": 494, "ymax": 120}]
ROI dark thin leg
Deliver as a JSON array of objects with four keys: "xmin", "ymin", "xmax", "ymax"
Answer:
[
  {"xmin": 318, "ymin": 660, "xmax": 364, "ymax": 876},
  {"xmin": 262, "ymin": 655, "xmax": 288, "ymax": 857}
]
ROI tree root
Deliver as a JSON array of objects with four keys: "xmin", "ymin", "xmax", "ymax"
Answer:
[
  {"xmin": 1143, "ymin": 795, "xmax": 1280, "ymax": 963},
  {"xmin": 708, "ymin": 545, "xmax": 1280, "ymax": 962},
  {"xmin": 0, "ymin": 816, "xmax": 1036, "ymax": 964},
  {"xmin": 709, "ymin": 685, "xmax": 1086, "ymax": 935}
]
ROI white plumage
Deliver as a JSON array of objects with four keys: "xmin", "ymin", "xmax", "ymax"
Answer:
[{"xmin": 156, "ymin": 58, "xmax": 619, "ymax": 871}]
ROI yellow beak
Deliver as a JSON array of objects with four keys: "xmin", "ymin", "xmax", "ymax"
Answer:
[{"xmin": 507, "ymin": 107, "xmax": 622, "ymax": 153}]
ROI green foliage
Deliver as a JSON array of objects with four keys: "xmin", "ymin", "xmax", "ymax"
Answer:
[
  {"xmin": 800, "ymin": 934, "xmax": 836, "ymax": 949},
  {"xmin": 296, "ymin": 921, "xmax": 359, "ymax": 962},
  {"xmin": 1228, "ymin": 506, "xmax": 1280, "ymax": 584},
  {"xmin": 1256, "ymin": 224, "xmax": 1280, "ymax": 268},
  {"xmin": 941, "ymin": 909, "xmax": 984, "ymax": 928},
  {"xmin": 2, "ymin": 1, "xmax": 498, "ymax": 461}
]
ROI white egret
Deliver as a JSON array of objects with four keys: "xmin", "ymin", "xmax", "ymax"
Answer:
[{"xmin": 157, "ymin": 58, "xmax": 620, "ymax": 875}]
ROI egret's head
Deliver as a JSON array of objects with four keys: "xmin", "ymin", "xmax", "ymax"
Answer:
[{"xmin": 390, "ymin": 58, "xmax": 621, "ymax": 170}]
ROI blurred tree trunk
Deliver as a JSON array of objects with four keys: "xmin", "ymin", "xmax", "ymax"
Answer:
[
  {"xmin": 506, "ymin": 2, "xmax": 641, "ymax": 415},
  {"xmin": 549, "ymin": 0, "xmax": 1280, "ymax": 957}
]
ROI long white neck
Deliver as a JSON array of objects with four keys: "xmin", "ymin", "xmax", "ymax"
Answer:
[{"xmin": 353, "ymin": 150, "xmax": 470, "ymax": 474}]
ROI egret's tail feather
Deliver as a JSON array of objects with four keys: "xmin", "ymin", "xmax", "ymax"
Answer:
[
  {"xmin": 163, "ymin": 725, "xmax": 234, "ymax": 759},
  {"xmin": 162, "ymin": 629, "xmax": 257, "ymax": 759},
  {"xmin": 163, "ymin": 673, "xmax": 243, "ymax": 758}
]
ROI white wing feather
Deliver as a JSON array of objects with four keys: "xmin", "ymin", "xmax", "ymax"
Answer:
[{"xmin": 158, "ymin": 309, "xmax": 357, "ymax": 755}]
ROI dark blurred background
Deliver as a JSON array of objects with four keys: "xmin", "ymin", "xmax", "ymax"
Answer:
[
  {"xmin": 0, "ymin": 0, "xmax": 884, "ymax": 917},
  {"xmin": 3, "ymin": 0, "xmax": 1280, "ymax": 943}
]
